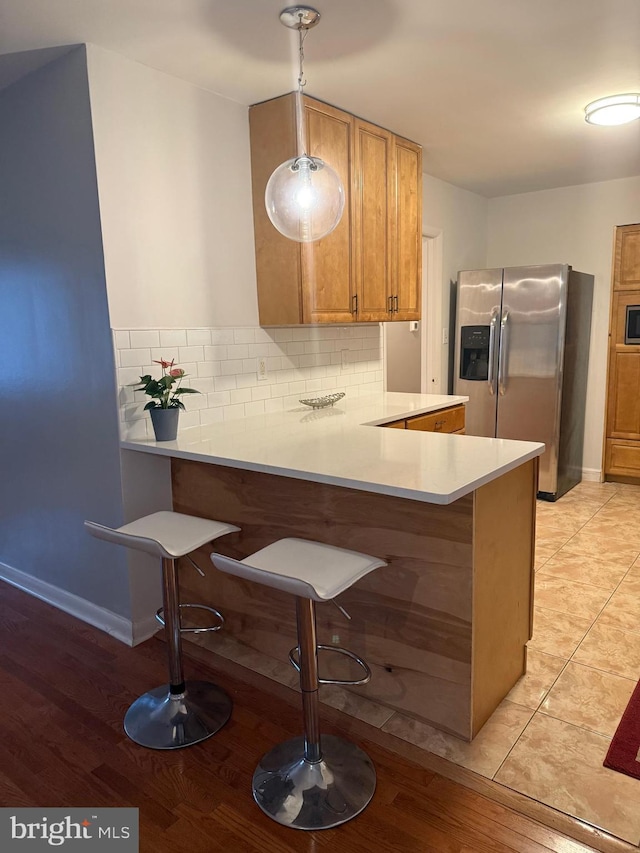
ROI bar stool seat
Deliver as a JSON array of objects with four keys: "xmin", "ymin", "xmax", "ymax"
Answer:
[
  {"xmin": 85, "ymin": 511, "xmax": 239, "ymax": 750},
  {"xmin": 212, "ymin": 537, "xmax": 386, "ymax": 831}
]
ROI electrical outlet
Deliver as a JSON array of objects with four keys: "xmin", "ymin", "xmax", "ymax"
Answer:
[
  {"xmin": 340, "ymin": 349, "xmax": 349, "ymax": 370},
  {"xmin": 257, "ymin": 357, "xmax": 268, "ymax": 381}
]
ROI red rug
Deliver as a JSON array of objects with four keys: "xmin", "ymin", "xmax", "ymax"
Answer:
[{"xmin": 604, "ymin": 679, "xmax": 640, "ymax": 779}]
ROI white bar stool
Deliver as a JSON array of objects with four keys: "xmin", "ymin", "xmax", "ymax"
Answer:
[
  {"xmin": 211, "ymin": 538, "xmax": 386, "ymax": 831},
  {"xmin": 85, "ymin": 511, "xmax": 239, "ymax": 750}
]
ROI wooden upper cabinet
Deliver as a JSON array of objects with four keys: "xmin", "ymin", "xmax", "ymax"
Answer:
[
  {"xmin": 249, "ymin": 93, "xmax": 422, "ymax": 325},
  {"xmin": 393, "ymin": 136, "xmax": 422, "ymax": 320},
  {"xmin": 614, "ymin": 224, "xmax": 640, "ymax": 291},
  {"xmin": 354, "ymin": 119, "xmax": 393, "ymax": 321},
  {"xmin": 301, "ymin": 101, "xmax": 355, "ymax": 324}
]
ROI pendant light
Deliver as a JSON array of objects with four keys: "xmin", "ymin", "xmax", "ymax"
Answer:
[
  {"xmin": 584, "ymin": 94, "xmax": 640, "ymax": 126},
  {"xmin": 265, "ymin": 6, "xmax": 345, "ymax": 243}
]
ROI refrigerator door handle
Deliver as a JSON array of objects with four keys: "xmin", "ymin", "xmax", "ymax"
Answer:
[
  {"xmin": 498, "ymin": 309, "xmax": 509, "ymax": 396},
  {"xmin": 487, "ymin": 309, "xmax": 499, "ymax": 396}
]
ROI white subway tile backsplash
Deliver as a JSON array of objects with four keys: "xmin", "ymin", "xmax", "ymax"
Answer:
[
  {"xmin": 200, "ymin": 407, "xmax": 225, "ymax": 426},
  {"xmin": 223, "ymin": 403, "xmax": 249, "ymax": 420},
  {"xmin": 179, "ymin": 346, "xmax": 205, "ymax": 363},
  {"xmin": 214, "ymin": 376, "xmax": 237, "ymax": 392},
  {"xmin": 191, "ymin": 377, "xmax": 215, "ymax": 394},
  {"xmin": 113, "ymin": 324, "xmax": 383, "ymax": 437},
  {"xmin": 233, "ymin": 328, "xmax": 255, "ymax": 344},
  {"xmin": 197, "ymin": 361, "xmax": 221, "ymax": 378},
  {"xmin": 207, "ymin": 391, "xmax": 232, "ymax": 408},
  {"xmin": 130, "ymin": 330, "xmax": 160, "ymax": 348},
  {"xmin": 211, "ymin": 329, "xmax": 235, "ymax": 345},
  {"xmin": 187, "ymin": 329, "xmax": 212, "ymax": 346},
  {"xmin": 244, "ymin": 400, "xmax": 265, "ymax": 417},
  {"xmin": 118, "ymin": 366, "xmax": 146, "ymax": 386},
  {"xmin": 160, "ymin": 329, "xmax": 187, "ymax": 347},
  {"xmin": 113, "ymin": 330, "xmax": 130, "ymax": 349},
  {"xmin": 235, "ymin": 374, "xmax": 258, "ymax": 389},
  {"xmin": 119, "ymin": 348, "xmax": 151, "ymax": 368},
  {"xmin": 227, "ymin": 344, "xmax": 249, "ymax": 360},
  {"xmin": 230, "ymin": 388, "xmax": 252, "ymax": 404},
  {"xmin": 272, "ymin": 328, "xmax": 293, "ymax": 342},
  {"xmin": 251, "ymin": 385, "xmax": 271, "ymax": 402},
  {"xmin": 150, "ymin": 347, "xmax": 180, "ymax": 365},
  {"xmin": 264, "ymin": 397, "xmax": 284, "ymax": 413},
  {"xmin": 222, "ymin": 359, "xmax": 245, "ymax": 375}
]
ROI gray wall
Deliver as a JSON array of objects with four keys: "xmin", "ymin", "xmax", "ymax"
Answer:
[{"xmin": 0, "ymin": 46, "xmax": 131, "ymax": 617}]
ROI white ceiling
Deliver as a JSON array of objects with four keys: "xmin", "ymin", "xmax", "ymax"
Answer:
[{"xmin": 0, "ymin": 0, "xmax": 639, "ymax": 197}]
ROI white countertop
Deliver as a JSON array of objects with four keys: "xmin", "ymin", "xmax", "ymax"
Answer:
[{"xmin": 121, "ymin": 393, "xmax": 544, "ymax": 505}]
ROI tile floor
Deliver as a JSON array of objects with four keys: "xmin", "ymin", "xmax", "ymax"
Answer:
[
  {"xmin": 190, "ymin": 480, "xmax": 640, "ymax": 846},
  {"xmin": 381, "ymin": 480, "xmax": 640, "ymax": 846}
]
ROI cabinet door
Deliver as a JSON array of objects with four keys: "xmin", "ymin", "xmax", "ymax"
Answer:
[
  {"xmin": 301, "ymin": 100, "xmax": 356, "ymax": 324},
  {"xmin": 613, "ymin": 224, "xmax": 640, "ymax": 291},
  {"xmin": 354, "ymin": 119, "xmax": 394, "ymax": 322},
  {"xmin": 604, "ymin": 225, "xmax": 640, "ymax": 480},
  {"xmin": 393, "ymin": 136, "xmax": 422, "ymax": 320}
]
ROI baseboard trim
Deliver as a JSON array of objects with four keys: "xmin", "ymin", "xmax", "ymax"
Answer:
[
  {"xmin": 0, "ymin": 560, "xmax": 134, "ymax": 646},
  {"xmin": 581, "ymin": 468, "xmax": 602, "ymax": 482},
  {"xmin": 132, "ymin": 613, "xmax": 160, "ymax": 645}
]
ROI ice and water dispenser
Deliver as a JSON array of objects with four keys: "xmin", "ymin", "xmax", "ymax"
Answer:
[{"xmin": 459, "ymin": 325, "xmax": 490, "ymax": 381}]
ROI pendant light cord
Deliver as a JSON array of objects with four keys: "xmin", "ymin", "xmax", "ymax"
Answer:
[{"xmin": 295, "ymin": 21, "xmax": 309, "ymax": 157}]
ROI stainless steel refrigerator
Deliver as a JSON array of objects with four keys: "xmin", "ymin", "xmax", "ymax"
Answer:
[{"xmin": 453, "ymin": 264, "xmax": 593, "ymax": 500}]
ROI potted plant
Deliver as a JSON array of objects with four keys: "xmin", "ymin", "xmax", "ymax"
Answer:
[{"xmin": 131, "ymin": 359, "xmax": 200, "ymax": 441}]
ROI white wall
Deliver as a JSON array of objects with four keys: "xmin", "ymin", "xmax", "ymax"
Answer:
[
  {"xmin": 422, "ymin": 173, "xmax": 488, "ymax": 390},
  {"xmin": 487, "ymin": 176, "xmax": 640, "ymax": 477},
  {"xmin": 0, "ymin": 46, "xmax": 131, "ymax": 619},
  {"xmin": 86, "ymin": 44, "xmax": 258, "ymax": 329}
]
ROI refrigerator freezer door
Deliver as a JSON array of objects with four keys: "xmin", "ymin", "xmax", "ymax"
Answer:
[
  {"xmin": 453, "ymin": 269, "xmax": 503, "ymax": 437},
  {"xmin": 496, "ymin": 264, "xmax": 568, "ymax": 494}
]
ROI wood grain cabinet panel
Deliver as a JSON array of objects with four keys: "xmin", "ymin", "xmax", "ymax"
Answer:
[
  {"xmin": 249, "ymin": 93, "xmax": 422, "ymax": 325},
  {"xmin": 393, "ymin": 136, "xmax": 422, "ymax": 321},
  {"xmin": 616, "ymin": 224, "xmax": 640, "ymax": 290},
  {"xmin": 604, "ymin": 223, "xmax": 640, "ymax": 481},
  {"xmin": 354, "ymin": 119, "xmax": 393, "ymax": 321},
  {"xmin": 382, "ymin": 405, "xmax": 466, "ymax": 433},
  {"xmin": 406, "ymin": 405, "xmax": 466, "ymax": 434}
]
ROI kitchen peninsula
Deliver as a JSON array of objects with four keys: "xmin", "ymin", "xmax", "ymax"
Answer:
[{"xmin": 122, "ymin": 393, "xmax": 543, "ymax": 741}]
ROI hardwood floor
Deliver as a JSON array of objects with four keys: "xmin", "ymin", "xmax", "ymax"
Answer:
[{"xmin": 0, "ymin": 581, "xmax": 632, "ymax": 853}]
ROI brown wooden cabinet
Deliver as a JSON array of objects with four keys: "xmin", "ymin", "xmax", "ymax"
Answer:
[
  {"xmin": 249, "ymin": 93, "xmax": 422, "ymax": 325},
  {"xmin": 383, "ymin": 404, "xmax": 465, "ymax": 434},
  {"xmin": 604, "ymin": 224, "xmax": 640, "ymax": 481}
]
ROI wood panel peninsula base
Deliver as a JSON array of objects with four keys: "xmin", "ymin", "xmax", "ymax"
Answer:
[{"xmin": 173, "ymin": 456, "xmax": 537, "ymax": 742}]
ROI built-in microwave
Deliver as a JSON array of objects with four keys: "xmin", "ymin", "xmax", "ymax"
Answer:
[{"xmin": 625, "ymin": 306, "xmax": 640, "ymax": 344}]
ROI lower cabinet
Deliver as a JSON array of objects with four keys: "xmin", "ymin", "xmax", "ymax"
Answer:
[{"xmin": 383, "ymin": 404, "xmax": 465, "ymax": 434}]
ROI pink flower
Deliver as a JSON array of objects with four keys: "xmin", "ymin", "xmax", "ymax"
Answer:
[
  {"xmin": 153, "ymin": 358, "xmax": 175, "ymax": 369},
  {"xmin": 169, "ymin": 368, "xmax": 185, "ymax": 378}
]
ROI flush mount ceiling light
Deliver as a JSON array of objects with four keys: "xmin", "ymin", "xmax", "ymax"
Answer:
[
  {"xmin": 265, "ymin": 5, "xmax": 345, "ymax": 243},
  {"xmin": 584, "ymin": 94, "xmax": 640, "ymax": 126}
]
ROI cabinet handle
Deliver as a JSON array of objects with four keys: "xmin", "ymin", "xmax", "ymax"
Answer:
[
  {"xmin": 388, "ymin": 295, "xmax": 394, "ymax": 314},
  {"xmin": 394, "ymin": 295, "xmax": 399, "ymax": 313},
  {"xmin": 434, "ymin": 419, "xmax": 445, "ymax": 430},
  {"xmin": 352, "ymin": 294, "xmax": 358, "ymax": 315}
]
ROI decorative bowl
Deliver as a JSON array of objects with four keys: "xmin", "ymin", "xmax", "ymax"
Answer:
[{"xmin": 299, "ymin": 392, "xmax": 345, "ymax": 409}]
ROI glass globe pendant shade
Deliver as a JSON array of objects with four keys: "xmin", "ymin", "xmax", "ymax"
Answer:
[{"xmin": 265, "ymin": 154, "xmax": 345, "ymax": 243}]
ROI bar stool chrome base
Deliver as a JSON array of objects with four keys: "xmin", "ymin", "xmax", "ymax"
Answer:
[
  {"xmin": 253, "ymin": 734, "xmax": 376, "ymax": 830},
  {"xmin": 124, "ymin": 680, "xmax": 232, "ymax": 750}
]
